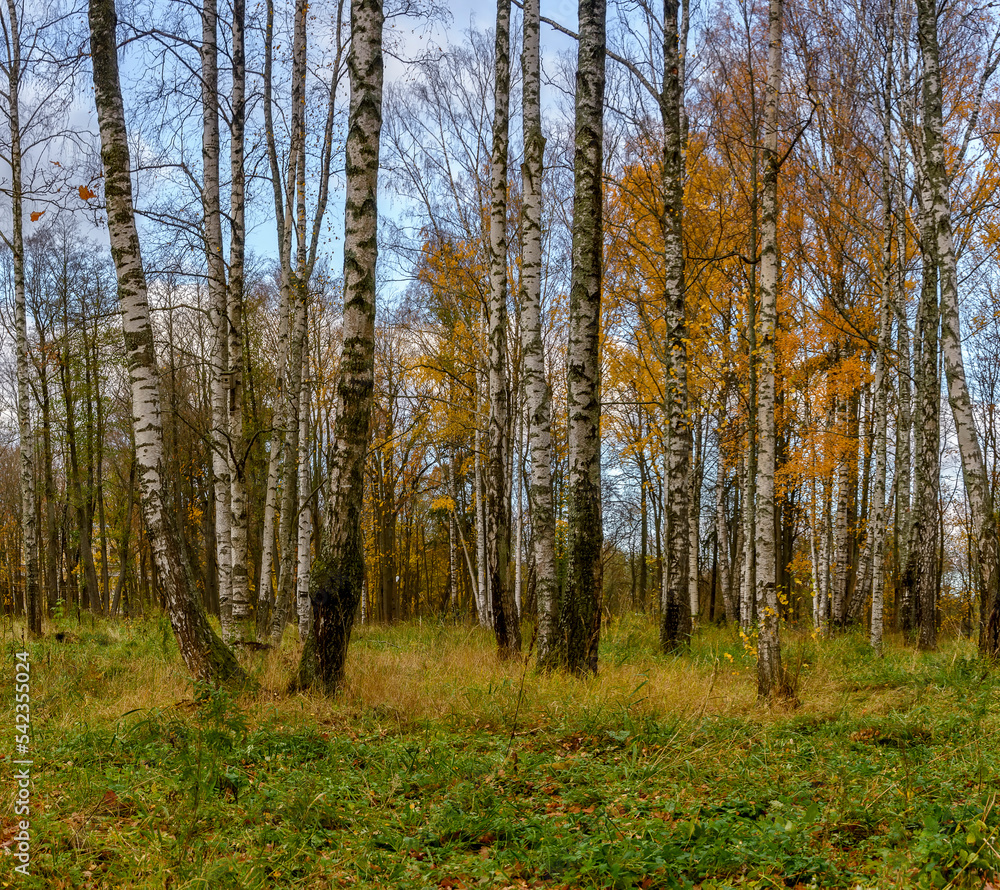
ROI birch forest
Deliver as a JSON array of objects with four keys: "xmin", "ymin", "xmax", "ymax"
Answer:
[
  {"xmin": 6, "ymin": 0, "xmax": 1000, "ymax": 688},
  {"xmin": 13, "ymin": 0, "xmax": 1000, "ymax": 885}
]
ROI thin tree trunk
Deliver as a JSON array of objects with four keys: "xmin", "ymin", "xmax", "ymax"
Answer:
[
  {"xmin": 257, "ymin": 0, "xmax": 306, "ymax": 636},
  {"xmin": 60, "ymin": 287, "xmax": 100, "ymax": 614},
  {"xmin": 296, "ymin": 368, "xmax": 313, "ymax": 639},
  {"xmin": 740, "ymin": 452, "xmax": 754, "ymax": 628},
  {"xmin": 870, "ymin": 16, "xmax": 895, "ymax": 653},
  {"xmin": 228, "ymin": 0, "xmax": 251, "ymax": 639},
  {"xmin": 203, "ymin": 0, "xmax": 233, "ymax": 637},
  {"xmin": 111, "ymin": 456, "xmax": 136, "ymax": 617},
  {"xmin": 93, "ymin": 316, "xmax": 110, "ymax": 612},
  {"xmin": 5, "ymin": 0, "xmax": 40, "ymax": 634},
  {"xmin": 270, "ymin": 297, "xmax": 307, "ymax": 645},
  {"xmin": 894, "ymin": 164, "xmax": 913, "ymax": 631},
  {"xmin": 474, "ymin": 426, "xmax": 490, "ymax": 626},
  {"xmin": 715, "ymin": 459, "xmax": 734, "ymax": 623},
  {"xmin": 688, "ymin": 417, "xmax": 701, "ymax": 626},
  {"xmin": 38, "ymin": 330, "xmax": 59, "ymax": 612},
  {"xmin": 914, "ymin": 175, "xmax": 941, "ymax": 651},
  {"xmin": 832, "ymin": 395, "xmax": 851, "ymax": 626}
]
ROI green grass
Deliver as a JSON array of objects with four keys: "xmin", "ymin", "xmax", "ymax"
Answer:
[{"xmin": 3, "ymin": 616, "xmax": 1000, "ymax": 888}]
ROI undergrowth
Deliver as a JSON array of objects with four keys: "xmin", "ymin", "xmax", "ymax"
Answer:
[{"xmin": 2, "ymin": 615, "xmax": 1000, "ymax": 888}]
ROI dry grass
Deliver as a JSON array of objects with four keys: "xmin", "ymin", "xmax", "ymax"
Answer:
[{"xmin": 5, "ymin": 612, "xmax": 983, "ymax": 744}]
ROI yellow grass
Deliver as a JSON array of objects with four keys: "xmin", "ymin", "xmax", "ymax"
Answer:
[{"xmin": 3, "ymin": 612, "xmax": 982, "ymax": 742}]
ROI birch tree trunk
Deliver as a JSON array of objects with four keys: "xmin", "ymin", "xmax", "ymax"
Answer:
[
  {"xmin": 296, "ymin": 368, "xmax": 313, "ymax": 639},
  {"xmin": 5, "ymin": 0, "xmax": 41, "ymax": 635},
  {"xmin": 820, "ymin": 475, "xmax": 832, "ymax": 632},
  {"xmin": 520, "ymin": 0, "xmax": 559, "ymax": 667},
  {"xmin": 89, "ymin": 0, "xmax": 245, "ymax": 683},
  {"xmin": 486, "ymin": 0, "xmax": 520, "ymax": 656},
  {"xmin": 228, "ymin": 0, "xmax": 251, "ymax": 638},
  {"xmin": 755, "ymin": 0, "xmax": 787, "ymax": 699},
  {"xmin": 202, "ymin": 0, "xmax": 233, "ymax": 639},
  {"xmin": 870, "ymin": 19, "xmax": 895, "ymax": 653},
  {"xmin": 894, "ymin": 167, "xmax": 914, "ymax": 631},
  {"xmin": 660, "ymin": 0, "xmax": 692, "ymax": 650},
  {"xmin": 257, "ymin": 0, "xmax": 306, "ymax": 636},
  {"xmin": 916, "ymin": 0, "xmax": 1000, "ymax": 656},
  {"xmin": 688, "ymin": 420, "xmax": 702, "ymax": 625},
  {"xmin": 914, "ymin": 177, "xmax": 941, "ymax": 650},
  {"xmin": 296, "ymin": 0, "xmax": 383, "ymax": 693},
  {"xmin": 561, "ymin": 0, "xmax": 606, "ymax": 676},
  {"xmin": 474, "ymin": 427, "xmax": 490, "ymax": 626},
  {"xmin": 715, "ymin": 460, "xmax": 735, "ymax": 623},
  {"xmin": 270, "ymin": 298, "xmax": 307, "ymax": 644},
  {"xmin": 737, "ymin": 450, "xmax": 757, "ymax": 632},
  {"xmin": 831, "ymin": 396, "xmax": 850, "ymax": 626}
]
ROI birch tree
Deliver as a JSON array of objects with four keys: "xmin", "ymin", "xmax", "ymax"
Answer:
[
  {"xmin": 755, "ymin": 0, "xmax": 787, "ymax": 698},
  {"xmin": 89, "ymin": 0, "xmax": 245, "ymax": 683},
  {"xmin": 659, "ymin": 0, "xmax": 693, "ymax": 650},
  {"xmin": 915, "ymin": 0, "xmax": 1000, "ymax": 656},
  {"xmin": 867, "ymin": 0, "xmax": 896, "ymax": 653},
  {"xmin": 201, "ymin": 0, "xmax": 233, "ymax": 639},
  {"xmin": 486, "ymin": 0, "xmax": 520, "ymax": 656},
  {"xmin": 561, "ymin": 0, "xmax": 607, "ymax": 675},
  {"xmin": 258, "ymin": 0, "xmax": 349, "ymax": 643},
  {"xmin": 297, "ymin": 0, "xmax": 383, "ymax": 693},
  {"xmin": 228, "ymin": 0, "xmax": 250, "ymax": 635},
  {"xmin": 520, "ymin": 0, "xmax": 559, "ymax": 667}
]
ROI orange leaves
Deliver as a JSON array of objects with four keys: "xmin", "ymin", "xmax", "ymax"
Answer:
[
  {"xmin": 30, "ymin": 210, "xmax": 44, "ymax": 222},
  {"xmin": 78, "ymin": 184, "xmax": 97, "ymax": 201}
]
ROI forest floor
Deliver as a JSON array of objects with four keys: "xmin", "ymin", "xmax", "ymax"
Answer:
[{"xmin": 2, "ymin": 614, "xmax": 999, "ymax": 889}]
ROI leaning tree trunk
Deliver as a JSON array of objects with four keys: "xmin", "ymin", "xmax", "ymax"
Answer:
[
  {"xmin": 916, "ymin": 0, "xmax": 1000, "ymax": 655},
  {"xmin": 755, "ymin": 0, "xmax": 787, "ymax": 699},
  {"xmin": 296, "ymin": 0, "xmax": 383, "ymax": 694},
  {"xmin": 659, "ymin": 0, "xmax": 692, "ymax": 651},
  {"xmin": 89, "ymin": 0, "xmax": 245, "ymax": 683},
  {"xmin": 486, "ymin": 0, "xmax": 520, "ymax": 657},
  {"xmin": 560, "ymin": 0, "xmax": 607, "ymax": 676}
]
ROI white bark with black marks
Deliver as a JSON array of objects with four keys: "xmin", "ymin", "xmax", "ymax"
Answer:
[
  {"xmin": 89, "ymin": 0, "xmax": 244, "ymax": 683},
  {"xmin": 755, "ymin": 0, "xmax": 787, "ymax": 699},
  {"xmin": 562, "ymin": 0, "xmax": 606, "ymax": 676},
  {"xmin": 915, "ymin": 0, "xmax": 1000, "ymax": 654},
  {"xmin": 486, "ymin": 0, "xmax": 519, "ymax": 656},
  {"xmin": 298, "ymin": 0, "xmax": 383, "ymax": 693}
]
